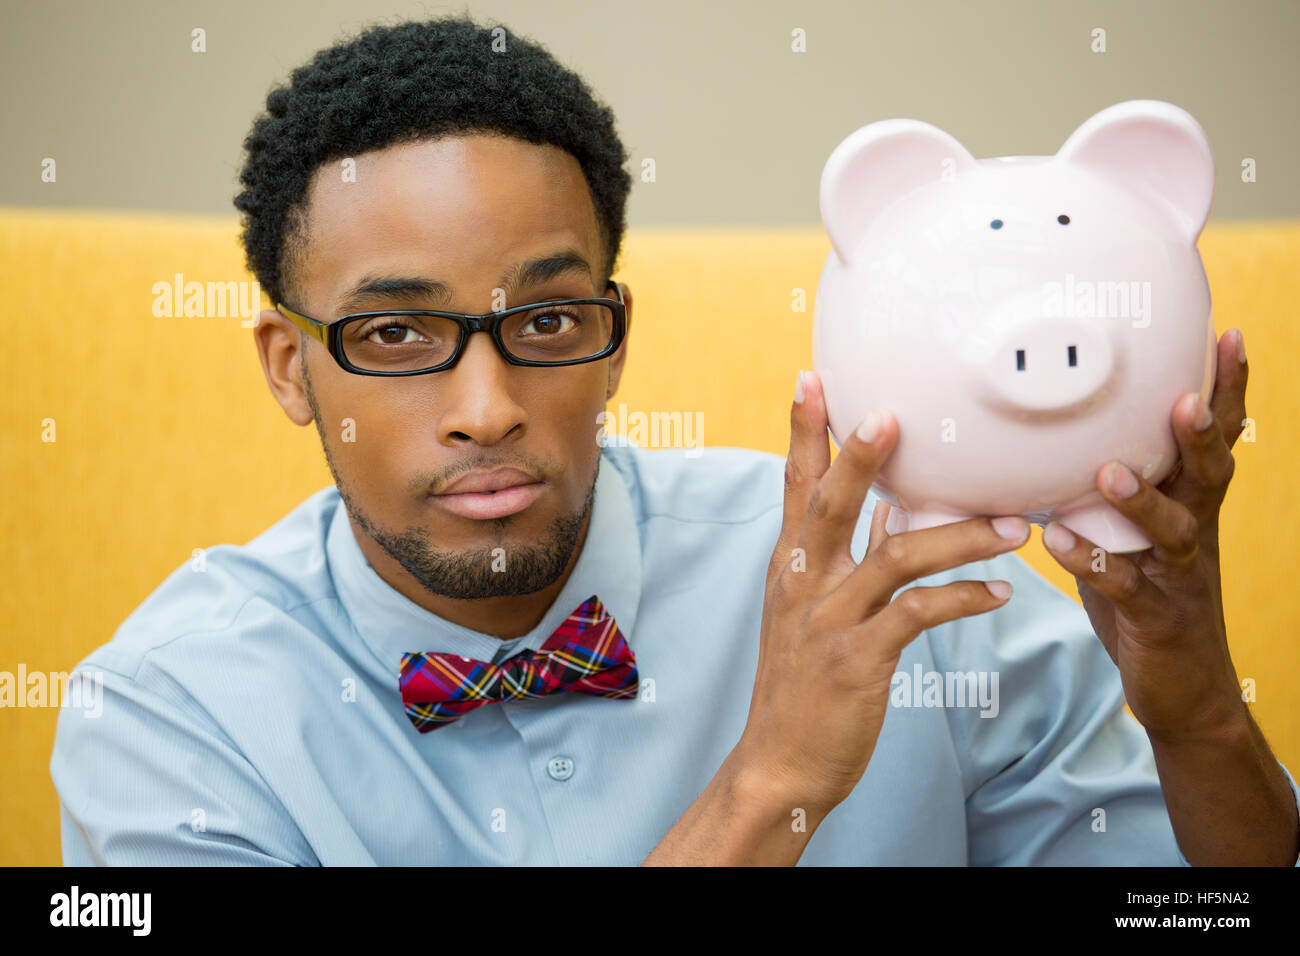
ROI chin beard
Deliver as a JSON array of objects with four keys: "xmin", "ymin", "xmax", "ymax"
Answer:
[{"xmin": 341, "ymin": 475, "xmax": 595, "ymax": 600}]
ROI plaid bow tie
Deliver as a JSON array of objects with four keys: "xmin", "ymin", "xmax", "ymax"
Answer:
[{"xmin": 399, "ymin": 594, "xmax": 638, "ymax": 733}]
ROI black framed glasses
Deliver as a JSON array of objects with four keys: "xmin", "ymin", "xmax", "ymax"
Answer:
[{"xmin": 275, "ymin": 280, "xmax": 626, "ymax": 376}]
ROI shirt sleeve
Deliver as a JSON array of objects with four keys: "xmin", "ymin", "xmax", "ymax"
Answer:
[
  {"xmin": 923, "ymin": 548, "xmax": 1300, "ymax": 866},
  {"xmin": 49, "ymin": 662, "xmax": 317, "ymax": 866}
]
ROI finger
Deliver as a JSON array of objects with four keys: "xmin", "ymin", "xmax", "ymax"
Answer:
[
  {"xmin": 774, "ymin": 370, "xmax": 832, "ymax": 575},
  {"xmin": 865, "ymin": 499, "xmax": 892, "ymax": 560},
  {"xmin": 834, "ymin": 514, "xmax": 1032, "ymax": 620},
  {"xmin": 1155, "ymin": 386, "xmax": 1238, "ymax": 524},
  {"xmin": 1157, "ymin": 329, "xmax": 1247, "ymax": 499},
  {"xmin": 1210, "ymin": 328, "xmax": 1249, "ymax": 450},
  {"xmin": 1179, "ymin": 388, "xmax": 1237, "ymax": 516},
  {"xmin": 1097, "ymin": 458, "xmax": 1204, "ymax": 569},
  {"xmin": 1042, "ymin": 520, "xmax": 1168, "ymax": 624},
  {"xmin": 864, "ymin": 579, "xmax": 1013, "ymax": 663},
  {"xmin": 795, "ymin": 404, "xmax": 898, "ymax": 574}
]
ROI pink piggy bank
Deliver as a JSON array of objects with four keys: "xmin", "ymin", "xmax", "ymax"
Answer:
[{"xmin": 812, "ymin": 99, "xmax": 1216, "ymax": 554}]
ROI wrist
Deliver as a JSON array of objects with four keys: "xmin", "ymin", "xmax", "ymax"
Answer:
[
  {"xmin": 723, "ymin": 745, "xmax": 838, "ymax": 827},
  {"xmin": 1145, "ymin": 693, "xmax": 1252, "ymax": 752}
]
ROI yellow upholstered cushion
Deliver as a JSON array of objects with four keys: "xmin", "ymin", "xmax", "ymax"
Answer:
[{"xmin": 2, "ymin": 207, "xmax": 1296, "ymax": 863}]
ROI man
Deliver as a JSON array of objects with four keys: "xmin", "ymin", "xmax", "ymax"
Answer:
[{"xmin": 51, "ymin": 15, "xmax": 1299, "ymax": 866}]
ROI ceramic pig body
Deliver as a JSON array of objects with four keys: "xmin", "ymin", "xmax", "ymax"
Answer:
[{"xmin": 812, "ymin": 99, "xmax": 1217, "ymax": 553}]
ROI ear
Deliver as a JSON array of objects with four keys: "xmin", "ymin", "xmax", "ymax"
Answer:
[
  {"xmin": 253, "ymin": 308, "xmax": 315, "ymax": 427},
  {"xmin": 1055, "ymin": 99, "xmax": 1215, "ymax": 240},
  {"xmin": 820, "ymin": 118, "xmax": 977, "ymax": 266}
]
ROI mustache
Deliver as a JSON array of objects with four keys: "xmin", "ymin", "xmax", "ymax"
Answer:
[{"xmin": 411, "ymin": 455, "xmax": 552, "ymax": 495}]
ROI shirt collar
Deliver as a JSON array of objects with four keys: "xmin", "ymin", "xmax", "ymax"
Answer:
[{"xmin": 326, "ymin": 452, "xmax": 642, "ymax": 675}]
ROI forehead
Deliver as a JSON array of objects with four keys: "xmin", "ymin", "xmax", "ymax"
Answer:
[{"xmin": 296, "ymin": 134, "xmax": 602, "ymax": 308}]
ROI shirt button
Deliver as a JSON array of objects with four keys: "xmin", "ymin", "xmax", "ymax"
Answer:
[{"xmin": 546, "ymin": 755, "xmax": 575, "ymax": 781}]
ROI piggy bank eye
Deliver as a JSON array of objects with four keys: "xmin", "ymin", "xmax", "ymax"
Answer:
[
  {"xmin": 1057, "ymin": 214, "xmax": 1070, "ymax": 224},
  {"xmin": 990, "ymin": 219, "xmax": 1003, "ymax": 230}
]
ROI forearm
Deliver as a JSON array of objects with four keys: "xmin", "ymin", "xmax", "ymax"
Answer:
[
  {"xmin": 642, "ymin": 749, "xmax": 830, "ymax": 866},
  {"xmin": 1148, "ymin": 704, "xmax": 1300, "ymax": 866}
]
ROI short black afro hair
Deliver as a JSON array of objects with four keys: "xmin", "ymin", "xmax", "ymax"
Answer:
[{"xmin": 233, "ymin": 14, "xmax": 632, "ymax": 309}]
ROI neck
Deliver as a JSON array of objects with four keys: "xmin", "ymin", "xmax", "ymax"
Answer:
[{"xmin": 347, "ymin": 504, "xmax": 592, "ymax": 640}]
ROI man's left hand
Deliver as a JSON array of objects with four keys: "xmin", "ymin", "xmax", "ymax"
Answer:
[{"xmin": 1040, "ymin": 328, "xmax": 1250, "ymax": 745}]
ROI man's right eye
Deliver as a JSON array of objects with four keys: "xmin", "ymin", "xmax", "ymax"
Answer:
[{"xmin": 368, "ymin": 323, "xmax": 421, "ymax": 345}]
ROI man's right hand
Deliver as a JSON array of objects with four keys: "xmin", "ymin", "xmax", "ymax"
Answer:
[{"xmin": 733, "ymin": 369, "xmax": 1032, "ymax": 820}]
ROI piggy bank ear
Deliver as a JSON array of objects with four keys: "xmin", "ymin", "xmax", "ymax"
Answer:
[
  {"xmin": 1056, "ymin": 99, "xmax": 1215, "ymax": 240},
  {"xmin": 820, "ymin": 119, "xmax": 977, "ymax": 266}
]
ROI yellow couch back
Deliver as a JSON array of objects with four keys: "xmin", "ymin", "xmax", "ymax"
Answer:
[{"xmin": 3, "ymin": 207, "xmax": 1298, "ymax": 864}]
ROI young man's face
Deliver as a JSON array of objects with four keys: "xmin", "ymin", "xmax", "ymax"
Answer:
[{"xmin": 254, "ymin": 134, "xmax": 632, "ymax": 606}]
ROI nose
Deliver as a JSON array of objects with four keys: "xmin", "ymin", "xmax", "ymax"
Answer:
[
  {"xmin": 982, "ymin": 316, "xmax": 1114, "ymax": 411},
  {"xmin": 436, "ymin": 331, "xmax": 527, "ymax": 444}
]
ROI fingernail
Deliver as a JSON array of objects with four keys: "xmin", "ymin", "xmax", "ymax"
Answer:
[
  {"xmin": 794, "ymin": 371, "xmax": 806, "ymax": 404},
  {"xmin": 856, "ymin": 409, "xmax": 882, "ymax": 443},
  {"xmin": 1191, "ymin": 395, "xmax": 1213, "ymax": 431},
  {"xmin": 985, "ymin": 580, "xmax": 1012, "ymax": 600},
  {"xmin": 992, "ymin": 515, "xmax": 1030, "ymax": 542},
  {"xmin": 1044, "ymin": 522, "xmax": 1076, "ymax": 552},
  {"xmin": 1106, "ymin": 461, "xmax": 1138, "ymax": 497},
  {"xmin": 1235, "ymin": 329, "xmax": 1246, "ymax": 364}
]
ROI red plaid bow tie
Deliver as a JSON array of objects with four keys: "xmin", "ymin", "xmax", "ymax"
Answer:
[{"xmin": 399, "ymin": 594, "xmax": 638, "ymax": 733}]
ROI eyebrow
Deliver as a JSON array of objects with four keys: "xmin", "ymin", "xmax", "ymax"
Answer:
[{"xmin": 334, "ymin": 250, "xmax": 594, "ymax": 315}]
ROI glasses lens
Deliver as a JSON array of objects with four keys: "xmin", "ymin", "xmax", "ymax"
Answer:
[
  {"xmin": 341, "ymin": 314, "xmax": 461, "ymax": 372},
  {"xmin": 338, "ymin": 302, "xmax": 616, "ymax": 372},
  {"xmin": 499, "ymin": 302, "xmax": 614, "ymax": 364}
]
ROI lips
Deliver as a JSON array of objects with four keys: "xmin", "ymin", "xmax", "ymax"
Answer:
[
  {"xmin": 437, "ymin": 467, "xmax": 538, "ymax": 495},
  {"xmin": 432, "ymin": 467, "xmax": 544, "ymax": 520}
]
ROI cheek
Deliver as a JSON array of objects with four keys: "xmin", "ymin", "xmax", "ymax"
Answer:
[
  {"xmin": 543, "ymin": 370, "xmax": 608, "ymax": 458},
  {"xmin": 316, "ymin": 384, "xmax": 427, "ymax": 483}
]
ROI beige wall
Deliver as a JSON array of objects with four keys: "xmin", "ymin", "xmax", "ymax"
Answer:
[{"xmin": 0, "ymin": 0, "xmax": 1297, "ymax": 223}]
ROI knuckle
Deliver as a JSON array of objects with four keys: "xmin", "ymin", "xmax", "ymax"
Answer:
[
  {"xmin": 879, "ymin": 532, "xmax": 910, "ymax": 568},
  {"xmin": 892, "ymin": 587, "xmax": 926, "ymax": 626},
  {"xmin": 783, "ymin": 457, "xmax": 803, "ymax": 495},
  {"xmin": 1220, "ymin": 450, "xmax": 1236, "ymax": 486},
  {"xmin": 806, "ymin": 484, "xmax": 834, "ymax": 522},
  {"xmin": 1113, "ymin": 567, "xmax": 1143, "ymax": 602}
]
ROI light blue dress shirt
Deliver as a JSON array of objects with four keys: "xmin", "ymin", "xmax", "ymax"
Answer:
[{"xmin": 50, "ymin": 442, "xmax": 1300, "ymax": 865}]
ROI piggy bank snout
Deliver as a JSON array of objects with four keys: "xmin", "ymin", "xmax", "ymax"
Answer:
[{"xmin": 981, "ymin": 316, "xmax": 1114, "ymax": 412}]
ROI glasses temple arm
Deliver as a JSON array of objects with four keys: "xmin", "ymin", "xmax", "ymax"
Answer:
[{"xmin": 275, "ymin": 303, "xmax": 330, "ymax": 347}]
